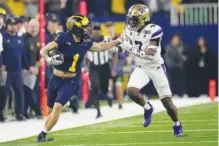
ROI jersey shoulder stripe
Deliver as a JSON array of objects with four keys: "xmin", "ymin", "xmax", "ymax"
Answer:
[{"xmin": 151, "ymin": 28, "xmax": 163, "ymax": 38}]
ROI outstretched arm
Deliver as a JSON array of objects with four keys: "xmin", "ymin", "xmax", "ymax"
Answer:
[
  {"xmin": 115, "ymin": 40, "xmax": 158, "ymax": 60},
  {"xmin": 89, "ymin": 39, "xmax": 120, "ymax": 52}
]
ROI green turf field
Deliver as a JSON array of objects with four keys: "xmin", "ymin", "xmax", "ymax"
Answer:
[{"xmin": 2, "ymin": 102, "xmax": 218, "ymax": 146}]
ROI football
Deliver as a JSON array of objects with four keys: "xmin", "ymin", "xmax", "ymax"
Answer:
[{"xmin": 48, "ymin": 49, "xmax": 64, "ymax": 64}]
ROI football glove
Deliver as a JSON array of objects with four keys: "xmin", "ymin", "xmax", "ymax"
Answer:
[{"xmin": 46, "ymin": 54, "xmax": 63, "ymax": 65}]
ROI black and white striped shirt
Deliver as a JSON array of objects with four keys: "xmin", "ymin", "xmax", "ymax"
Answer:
[{"xmin": 87, "ymin": 36, "xmax": 111, "ymax": 66}]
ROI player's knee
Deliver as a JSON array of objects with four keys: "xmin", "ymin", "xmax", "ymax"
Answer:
[
  {"xmin": 51, "ymin": 103, "xmax": 63, "ymax": 116},
  {"xmin": 161, "ymin": 97, "xmax": 174, "ymax": 110},
  {"xmin": 127, "ymin": 87, "xmax": 139, "ymax": 98}
]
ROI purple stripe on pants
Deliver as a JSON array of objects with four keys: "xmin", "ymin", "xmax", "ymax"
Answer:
[
  {"xmin": 161, "ymin": 64, "xmax": 167, "ymax": 75},
  {"xmin": 161, "ymin": 63, "xmax": 171, "ymax": 85}
]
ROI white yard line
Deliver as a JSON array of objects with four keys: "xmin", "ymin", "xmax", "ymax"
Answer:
[
  {"xmin": 153, "ymin": 119, "xmax": 218, "ymax": 123},
  {"xmin": 52, "ymin": 128, "xmax": 218, "ymax": 136},
  {"xmin": 65, "ymin": 121, "xmax": 217, "ymax": 129},
  {"xmin": 55, "ymin": 141, "xmax": 218, "ymax": 146},
  {"xmin": 93, "ymin": 141, "xmax": 218, "ymax": 146},
  {"xmin": 18, "ymin": 135, "xmax": 219, "ymax": 143},
  {"xmin": 0, "ymin": 97, "xmax": 214, "ymax": 142},
  {"xmin": 93, "ymin": 122, "xmax": 218, "ymax": 128}
]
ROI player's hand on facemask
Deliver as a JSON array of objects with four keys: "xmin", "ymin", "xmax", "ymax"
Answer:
[{"xmin": 46, "ymin": 55, "xmax": 63, "ymax": 65}]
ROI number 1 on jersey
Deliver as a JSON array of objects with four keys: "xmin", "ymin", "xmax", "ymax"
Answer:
[{"xmin": 69, "ymin": 54, "xmax": 80, "ymax": 72}]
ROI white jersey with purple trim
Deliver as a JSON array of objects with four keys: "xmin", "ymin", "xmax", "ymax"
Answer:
[
  {"xmin": 122, "ymin": 23, "xmax": 164, "ymax": 68},
  {"xmin": 122, "ymin": 23, "xmax": 172, "ymax": 98}
]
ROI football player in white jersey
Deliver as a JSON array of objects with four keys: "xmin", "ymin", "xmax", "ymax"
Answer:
[{"xmin": 113, "ymin": 4, "xmax": 183, "ymax": 137}]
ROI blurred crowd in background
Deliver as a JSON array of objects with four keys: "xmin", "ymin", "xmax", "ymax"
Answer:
[
  {"xmin": 0, "ymin": 0, "xmax": 218, "ymax": 18},
  {"xmin": 0, "ymin": 0, "xmax": 218, "ymax": 121}
]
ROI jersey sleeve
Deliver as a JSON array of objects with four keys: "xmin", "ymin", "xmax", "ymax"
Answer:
[
  {"xmin": 86, "ymin": 41, "xmax": 93, "ymax": 50},
  {"xmin": 150, "ymin": 24, "xmax": 163, "ymax": 39},
  {"xmin": 54, "ymin": 32, "xmax": 65, "ymax": 46}
]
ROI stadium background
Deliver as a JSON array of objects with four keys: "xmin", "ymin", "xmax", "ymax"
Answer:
[{"xmin": 0, "ymin": 0, "xmax": 218, "ymax": 134}]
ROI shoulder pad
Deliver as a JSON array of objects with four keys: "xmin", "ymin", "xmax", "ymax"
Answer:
[{"xmin": 145, "ymin": 24, "xmax": 163, "ymax": 39}]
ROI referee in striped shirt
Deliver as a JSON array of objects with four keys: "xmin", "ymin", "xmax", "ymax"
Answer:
[{"xmin": 86, "ymin": 23, "xmax": 112, "ymax": 118}]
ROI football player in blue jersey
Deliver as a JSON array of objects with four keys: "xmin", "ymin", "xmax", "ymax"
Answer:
[{"xmin": 37, "ymin": 14, "xmax": 120, "ymax": 142}]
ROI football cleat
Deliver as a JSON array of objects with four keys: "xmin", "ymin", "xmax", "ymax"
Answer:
[
  {"xmin": 143, "ymin": 102, "xmax": 153, "ymax": 127},
  {"xmin": 37, "ymin": 131, "xmax": 47, "ymax": 142},
  {"xmin": 36, "ymin": 131, "xmax": 53, "ymax": 142},
  {"xmin": 173, "ymin": 123, "xmax": 183, "ymax": 137}
]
